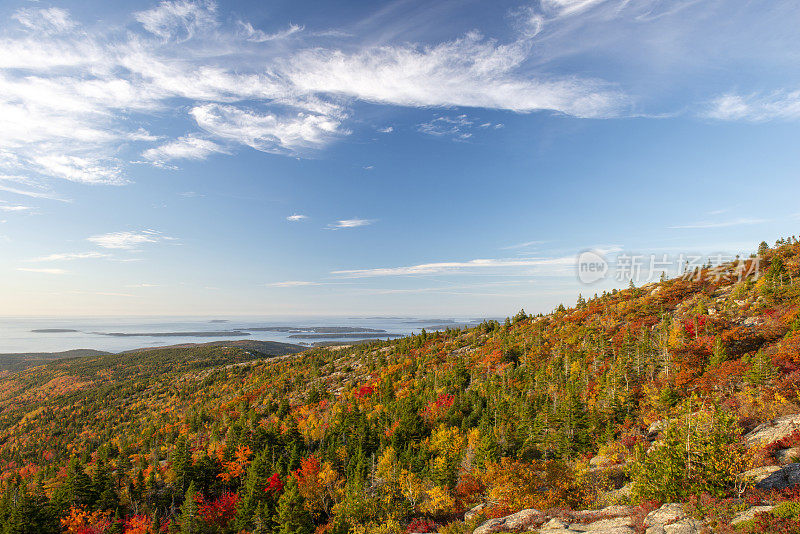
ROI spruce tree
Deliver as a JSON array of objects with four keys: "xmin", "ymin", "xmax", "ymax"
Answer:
[
  {"xmin": 180, "ymin": 482, "xmax": 200, "ymax": 534},
  {"xmin": 276, "ymin": 477, "xmax": 314, "ymax": 534},
  {"xmin": 173, "ymin": 435, "xmax": 192, "ymax": 494}
]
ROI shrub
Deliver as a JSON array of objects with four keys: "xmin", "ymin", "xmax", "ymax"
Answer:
[
  {"xmin": 774, "ymin": 501, "xmax": 800, "ymax": 520},
  {"xmin": 406, "ymin": 518, "xmax": 438, "ymax": 533},
  {"xmin": 629, "ymin": 408, "xmax": 750, "ymax": 503},
  {"xmin": 481, "ymin": 458, "xmax": 595, "ymax": 515}
]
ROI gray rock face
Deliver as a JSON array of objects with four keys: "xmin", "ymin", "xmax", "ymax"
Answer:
[
  {"xmin": 744, "ymin": 414, "xmax": 800, "ymax": 447},
  {"xmin": 572, "ymin": 505, "xmax": 634, "ymax": 522},
  {"xmin": 664, "ymin": 519, "xmax": 703, "ymax": 534},
  {"xmin": 731, "ymin": 505, "xmax": 775, "ymax": 526},
  {"xmin": 647, "ymin": 420, "xmax": 666, "ymax": 439},
  {"xmin": 472, "ymin": 502, "xmax": 703, "ymax": 534},
  {"xmin": 583, "ymin": 516, "xmax": 633, "ymax": 532},
  {"xmin": 742, "ymin": 464, "xmax": 781, "ymax": 484},
  {"xmin": 644, "ymin": 503, "xmax": 686, "ymax": 528},
  {"xmin": 645, "ymin": 518, "xmax": 703, "ymax": 534},
  {"xmin": 540, "ymin": 518, "xmax": 569, "ymax": 531},
  {"xmin": 472, "ymin": 508, "xmax": 542, "ymax": 534},
  {"xmin": 776, "ymin": 447, "xmax": 800, "ymax": 464},
  {"xmin": 753, "ymin": 463, "xmax": 800, "ymax": 490}
]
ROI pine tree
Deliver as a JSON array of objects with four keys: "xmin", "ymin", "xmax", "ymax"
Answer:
[
  {"xmin": 4, "ymin": 483, "xmax": 58, "ymax": 534},
  {"xmin": 236, "ymin": 452, "xmax": 277, "ymax": 532},
  {"xmin": 747, "ymin": 350, "xmax": 777, "ymax": 387},
  {"xmin": 276, "ymin": 477, "xmax": 314, "ymax": 534},
  {"xmin": 173, "ymin": 435, "xmax": 192, "ymax": 494},
  {"xmin": 51, "ymin": 457, "xmax": 96, "ymax": 513},
  {"xmin": 180, "ymin": 482, "xmax": 200, "ymax": 534}
]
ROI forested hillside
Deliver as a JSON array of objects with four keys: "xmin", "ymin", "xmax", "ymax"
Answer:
[{"xmin": 2, "ymin": 238, "xmax": 800, "ymax": 533}]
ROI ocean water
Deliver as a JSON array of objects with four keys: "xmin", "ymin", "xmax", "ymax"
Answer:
[{"xmin": 0, "ymin": 316, "xmax": 482, "ymax": 354}]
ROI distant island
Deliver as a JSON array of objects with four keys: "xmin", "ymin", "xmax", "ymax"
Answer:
[
  {"xmin": 246, "ymin": 326, "xmax": 386, "ymax": 333},
  {"xmin": 30, "ymin": 328, "xmax": 79, "ymax": 333},
  {"xmin": 95, "ymin": 331, "xmax": 251, "ymax": 337},
  {"xmin": 288, "ymin": 332, "xmax": 403, "ymax": 339}
]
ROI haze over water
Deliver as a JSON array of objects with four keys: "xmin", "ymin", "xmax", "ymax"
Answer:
[{"xmin": 0, "ymin": 316, "xmax": 482, "ymax": 354}]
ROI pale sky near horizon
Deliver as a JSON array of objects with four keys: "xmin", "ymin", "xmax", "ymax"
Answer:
[{"xmin": 0, "ymin": 0, "xmax": 798, "ymax": 317}]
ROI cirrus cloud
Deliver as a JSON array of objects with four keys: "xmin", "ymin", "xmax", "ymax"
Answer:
[
  {"xmin": 88, "ymin": 230, "xmax": 176, "ymax": 249},
  {"xmin": 328, "ymin": 218, "xmax": 373, "ymax": 229}
]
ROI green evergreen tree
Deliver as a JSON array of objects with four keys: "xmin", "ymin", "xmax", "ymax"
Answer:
[
  {"xmin": 51, "ymin": 457, "xmax": 96, "ymax": 513},
  {"xmin": 173, "ymin": 434, "xmax": 192, "ymax": 494},
  {"xmin": 276, "ymin": 477, "xmax": 314, "ymax": 534},
  {"xmin": 180, "ymin": 482, "xmax": 200, "ymax": 534}
]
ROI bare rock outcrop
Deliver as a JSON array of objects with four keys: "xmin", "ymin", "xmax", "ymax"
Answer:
[
  {"xmin": 752, "ymin": 463, "xmax": 800, "ymax": 490},
  {"xmin": 471, "ymin": 502, "xmax": 703, "ymax": 534},
  {"xmin": 744, "ymin": 414, "xmax": 800, "ymax": 447},
  {"xmin": 731, "ymin": 505, "xmax": 775, "ymax": 526},
  {"xmin": 472, "ymin": 508, "xmax": 543, "ymax": 534}
]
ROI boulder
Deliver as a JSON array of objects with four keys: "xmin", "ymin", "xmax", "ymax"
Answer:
[
  {"xmin": 776, "ymin": 447, "xmax": 800, "ymax": 465},
  {"xmin": 753, "ymin": 463, "xmax": 800, "ymax": 490},
  {"xmin": 465, "ymin": 503, "xmax": 489, "ymax": 522},
  {"xmin": 664, "ymin": 519, "xmax": 703, "ymax": 534},
  {"xmin": 744, "ymin": 414, "xmax": 800, "ymax": 447},
  {"xmin": 573, "ymin": 505, "xmax": 634, "ymax": 522},
  {"xmin": 645, "ymin": 519, "xmax": 703, "ymax": 534},
  {"xmin": 597, "ymin": 482, "xmax": 633, "ymax": 506},
  {"xmin": 647, "ymin": 420, "xmax": 666, "ymax": 439},
  {"xmin": 644, "ymin": 503, "xmax": 685, "ymax": 528},
  {"xmin": 731, "ymin": 505, "xmax": 775, "ymax": 526},
  {"xmin": 472, "ymin": 508, "xmax": 542, "ymax": 534},
  {"xmin": 584, "ymin": 516, "xmax": 634, "ymax": 532},
  {"xmin": 742, "ymin": 464, "xmax": 781, "ymax": 484},
  {"xmin": 539, "ymin": 518, "xmax": 570, "ymax": 531}
]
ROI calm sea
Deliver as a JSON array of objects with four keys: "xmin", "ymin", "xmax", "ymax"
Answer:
[{"xmin": 0, "ymin": 316, "xmax": 482, "ymax": 354}]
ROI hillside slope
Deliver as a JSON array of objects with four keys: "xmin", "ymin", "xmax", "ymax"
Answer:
[
  {"xmin": 0, "ymin": 349, "xmax": 111, "ymax": 373},
  {"xmin": 1, "ymin": 237, "xmax": 799, "ymax": 533}
]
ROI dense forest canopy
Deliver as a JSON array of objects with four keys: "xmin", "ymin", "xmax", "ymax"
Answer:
[{"xmin": 1, "ymin": 237, "xmax": 800, "ymax": 533}]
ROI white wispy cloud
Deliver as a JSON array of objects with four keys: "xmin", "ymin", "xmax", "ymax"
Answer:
[
  {"xmin": 332, "ymin": 256, "xmax": 574, "ymax": 277},
  {"xmin": 125, "ymin": 283, "xmax": 161, "ymax": 287},
  {"xmin": 669, "ymin": 218, "xmax": 768, "ymax": 229},
  {"xmin": 0, "ymin": 179, "xmax": 70, "ymax": 202},
  {"xmin": 418, "ymin": 114, "xmax": 505, "ymax": 140},
  {"xmin": 377, "ymin": 126, "xmax": 394, "ymax": 133},
  {"xmin": 12, "ymin": 7, "xmax": 76, "ymax": 34},
  {"xmin": 286, "ymin": 214, "xmax": 308, "ymax": 221},
  {"xmin": 266, "ymin": 280, "xmax": 321, "ymax": 287},
  {"xmin": 237, "ymin": 21, "xmax": 303, "ymax": 42},
  {"xmin": 328, "ymin": 218, "xmax": 373, "ymax": 229},
  {"xmin": 134, "ymin": 0, "xmax": 218, "ymax": 41},
  {"xmin": 17, "ymin": 267, "xmax": 67, "ymax": 274},
  {"xmin": 31, "ymin": 155, "xmax": 126, "ymax": 186},
  {"xmin": 88, "ymin": 230, "xmax": 175, "ymax": 249},
  {"xmin": 142, "ymin": 135, "xmax": 227, "ymax": 164},
  {"xmin": 0, "ymin": 204, "xmax": 32, "ymax": 212},
  {"xmin": 705, "ymin": 91, "xmax": 800, "ymax": 122},
  {"xmin": 28, "ymin": 252, "xmax": 110, "ymax": 262},
  {"xmin": 542, "ymin": 0, "xmax": 607, "ymax": 17},
  {"xmin": 284, "ymin": 31, "xmax": 623, "ymax": 117},
  {"xmin": 1, "ymin": 0, "xmax": 793, "ymax": 200},
  {"xmin": 0, "ymin": 0, "xmax": 627, "ymax": 197},
  {"xmin": 190, "ymin": 104, "xmax": 347, "ymax": 154},
  {"xmin": 501, "ymin": 240, "xmax": 547, "ymax": 250}
]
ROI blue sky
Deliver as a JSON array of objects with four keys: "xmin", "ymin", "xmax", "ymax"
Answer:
[{"xmin": 0, "ymin": 0, "xmax": 798, "ymax": 317}]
